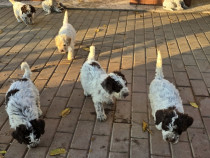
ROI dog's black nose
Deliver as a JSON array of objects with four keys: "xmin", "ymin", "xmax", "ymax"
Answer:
[
  {"xmin": 123, "ymin": 92, "xmax": 129, "ymax": 98},
  {"xmin": 61, "ymin": 50, "xmax": 64, "ymax": 52}
]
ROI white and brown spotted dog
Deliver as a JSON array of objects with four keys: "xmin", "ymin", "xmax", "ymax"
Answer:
[
  {"xmin": 42, "ymin": 0, "xmax": 66, "ymax": 15},
  {"xmin": 55, "ymin": 10, "xmax": 76, "ymax": 60},
  {"xmin": 5, "ymin": 62, "xmax": 45, "ymax": 148},
  {"xmin": 9, "ymin": 0, "xmax": 36, "ymax": 25},
  {"xmin": 149, "ymin": 51, "xmax": 193, "ymax": 144},
  {"xmin": 163, "ymin": 0, "xmax": 188, "ymax": 11},
  {"xmin": 80, "ymin": 46, "xmax": 129, "ymax": 121}
]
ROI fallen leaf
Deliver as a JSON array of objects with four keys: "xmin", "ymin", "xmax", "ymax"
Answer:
[
  {"xmin": 103, "ymin": 24, "xmax": 107, "ymax": 28},
  {"xmin": 142, "ymin": 120, "xmax": 153, "ymax": 134},
  {"xmin": 60, "ymin": 108, "xmax": 71, "ymax": 117},
  {"xmin": 190, "ymin": 102, "xmax": 199, "ymax": 108},
  {"xmin": 0, "ymin": 30, "xmax": 3, "ymax": 34},
  {"xmin": 0, "ymin": 151, "xmax": 6, "ymax": 154},
  {"xmin": 142, "ymin": 120, "xmax": 148, "ymax": 132},
  {"xmin": 50, "ymin": 148, "xmax": 66, "ymax": 156},
  {"xmin": 95, "ymin": 29, "xmax": 100, "ymax": 32},
  {"xmin": 83, "ymin": 47, "xmax": 90, "ymax": 51}
]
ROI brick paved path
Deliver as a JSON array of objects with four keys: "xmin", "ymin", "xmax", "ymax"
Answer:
[{"xmin": 0, "ymin": 8, "xmax": 210, "ymax": 158}]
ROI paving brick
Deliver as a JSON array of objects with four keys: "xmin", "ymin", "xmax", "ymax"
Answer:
[
  {"xmin": 133, "ymin": 77, "xmax": 146, "ymax": 92},
  {"xmin": 110, "ymin": 123, "xmax": 130, "ymax": 152},
  {"xmin": 115, "ymin": 101, "xmax": 131, "ymax": 123},
  {"xmin": 67, "ymin": 89, "xmax": 85, "ymax": 108},
  {"xmin": 109, "ymin": 152, "xmax": 129, "ymax": 158},
  {"xmin": 202, "ymin": 73, "xmax": 210, "ymax": 87},
  {"xmin": 0, "ymin": 105, "xmax": 8, "ymax": 128},
  {"xmin": 0, "ymin": 121, "xmax": 13, "ymax": 144},
  {"xmin": 196, "ymin": 97, "xmax": 210, "ymax": 117},
  {"xmin": 56, "ymin": 80, "xmax": 75, "ymax": 97},
  {"xmin": 93, "ymin": 111, "xmax": 114, "ymax": 136},
  {"xmin": 25, "ymin": 147, "xmax": 48, "ymax": 158},
  {"xmin": 150, "ymin": 126, "xmax": 171, "ymax": 156},
  {"xmin": 34, "ymin": 79, "xmax": 48, "ymax": 93},
  {"xmin": 88, "ymin": 135, "xmax": 109, "ymax": 158},
  {"xmin": 71, "ymin": 121, "xmax": 94, "ymax": 149},
  {"xmin": 190, "ymin": 80, "xmax": 209, "ymax": 96},
  {"xmin": 79, "ymin": 97, "xmax": 96, "ymax": 121},
  {"xmin": 131, "ymin": 138, "xmax": 149, "ymax": 158},
  {"xmin": 174, "ymin": 72, "xmax": 190, "ymax": 87},
  {"xmin": 4, "ymin": 141, "xmax": 27, "ymax": 158},
  {"xmin": 46, "ymin": 97, "xmax": 69, "ymax": 118},
  {"xmin": 132, "ymin": 93, "xmax": 147, "ymax": 113},
  {"xmin": 39, "ymin": 119, "xmax": 59, "ymax": 147},
  {"xmin": 203, "ymin": 118, "xmax": 210, "ymax": 140},
  {"xmin": 47, "ymin": 132, "xmax": 72, "ymax": 158},
  {"xmin": 171, "ymin": 142, "xmax": 193, "ymax": 158},
  {"xmin": 197, "ymin": 59, "xmax": 210, "ymax": 73},
  {"xmin": 186, "ymin": 66, "xmax": 202, "ymax": 79},
  {"xmin": 131, "ymin": 112, "xmax": 148, "ymax": 139},
  {"xmin": 57, "ymin": 108, "xmax": 81, "ymax": 133},
  {"xmin": 40, "ymin": 87, "xmax": 58, "ymax": 107},
  {"xmin": 184, "ymin": 106, "xmax": 203, "ymax": 128},
  {"xmin": 188, "ymin": 128, "xmax": 210, "ymax": 158},
  {"xmin": 67, "ymin": 149, "xmax": 87, "ymax": 158},
  {"xmin": 178, "ymin": 87, "xmax": 195, "ymax": 104},
  {"xmin": 171, "ymin": 59, "xmax": 185, "ymax": 72}
]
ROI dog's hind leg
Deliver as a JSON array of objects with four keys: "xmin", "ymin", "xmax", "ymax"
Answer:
[
  {"xmin": 94, "ymin": 102, "xmax": 107, "ymax": 122},
  {"xmin": 105, "ymin": 98, "xmax": 114, "ymax": 105},
  {"xmin": 67, "ymin": 46, "xmax": 74, "ymax": 60}
]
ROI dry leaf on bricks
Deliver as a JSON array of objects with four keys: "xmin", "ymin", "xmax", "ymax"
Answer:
[
  {"xmin": 190, "ymin": 102, "xmax": 199, "ymax": 108},
  {"xmin": 83, "ymin": 47, "xmax": 90, "ymax": 52},
  {"xmin": 0, "ymin": 151, "xmax": 6, "ymax": 154},
  {"xmin": 60, "ymin": 108, "xmax": 71, "ymax": 117},
  {"xmin": 50, "ymin": 148, "xmax": 66, "ymax": 156},
  {"xmin": 142, "ymin": 120, "xmax": 153, "ymax": 134}
]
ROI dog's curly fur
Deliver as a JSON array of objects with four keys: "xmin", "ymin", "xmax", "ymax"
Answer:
[
  {"xmin": 9, "ymin": 0, "xmax": 36, "ymax": 25},
  {"xmin": 149, "ymin": 51, "xmax": 193, "ymax": 144},
  {"xmin": 42, "ymin": 0, "xmax": 65, "ymax": 15},
  {"xmin": 163, "ymin": 0, "xmax": 188, "ymax": 11},
  {"xmin": 55, "ymin": 10, "xmax": 76, "ymax": 60},
  {"xmin": 80, "ymin": 46, "xmax": 129, "ymax": 121},
  {"xmin": 5, "ymin": 62, "xmax": 45, "ymax": 148}
]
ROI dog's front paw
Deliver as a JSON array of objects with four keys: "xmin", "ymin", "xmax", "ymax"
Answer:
[
  {"xmin": 106, "ymin": 99, "xmax": 114, "ymax": 105},
  {"xmin": 97, "ymin": 114, "xmax": 107, "ymax": 122}
]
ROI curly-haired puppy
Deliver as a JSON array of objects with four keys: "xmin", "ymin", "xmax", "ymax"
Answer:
[
  {"xmin": 149, "ymin": 51, "xmax": 193, "ymax": 144},
  {"xmin": 55, "ymin": 10, "xmax": 76, "ymax": 60},
  {"xmin": 9, "ymin": 0, "xmax": 36, "ymax": 25},
  {"xmin": 80, "ymin": 46, "xmax": 129, "ymax": 121},
  {"xmin": 42, "ymin": 0, "xmax": 66, "ymax": 15},
  {"xmin": 163, "ymin": 0, "xmax": 188, "ymax": 11},
  {"xmin": 5, "ymin": 62, "xmax": 45, "ymax": 148}
]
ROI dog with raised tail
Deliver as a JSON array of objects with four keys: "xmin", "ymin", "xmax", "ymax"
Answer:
[
  {"xmin": 149, "ymin": 51, "xmax": 193, "ymax": 144},
  {"xmin": 9, "ymin": 0, "xmax": 36, "ymax": 25},
  {"xmin": 55, "ymin": 10, "xmax": 76, "ymax": 60},
  {"xmin": 80, "ymin": 46, "xmax": 129, "ymax": 121},
  {"xmin": 5, "ymin": 62, "xmax": 45, "ymax": 148}
]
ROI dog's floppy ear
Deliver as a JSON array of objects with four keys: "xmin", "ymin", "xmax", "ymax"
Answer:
[
  {"xmin": 155, "ymin": 109, "xmax": 165, "ymax": 125},
  {"xmin": 21, "ymin": 5, "xmax": 27, "ymax": 14},
  {"xmin": 101, "ymin": 76, "xmax": 122, "ymax": 94},
  {"xmin": 30, "ymin": 119, "xmax": 45, "ymax": 135},
  {"xmin": 113, "ymin": 71, "xmax": 127, "ymax": 85},
  {"xmin": 176, "ymin": 114, "xmax": 193, "ymax": 131},
  {"xmin": 29, "ymin": 5, "xmax": 36, "ymax": 13},
  {"xmin": 12, "ymin": 125, "xmax": 30, "ymax": 144}
]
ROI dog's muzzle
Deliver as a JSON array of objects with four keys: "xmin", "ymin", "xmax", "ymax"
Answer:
[{"xmin": 123, "ymin": 92, "xmax": 129, "ymax": 98}]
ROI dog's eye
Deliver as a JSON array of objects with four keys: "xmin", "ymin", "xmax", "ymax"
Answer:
[{"xmin": 63, "ymin": 44, "xmax": 66, "ymax": 47}]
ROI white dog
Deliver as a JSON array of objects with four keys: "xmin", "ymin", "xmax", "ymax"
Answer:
[
  {"xmin": 5, "ymin": 62, "xmax": 45, "ymax": 148},
  {"xmin": 163, "ymin": 0, "xmax": 188, "ymax": 11},
  {"xmin": 55, "ymin": 10, "xmax": 76, "ymax": 60},
  {"xmin": 9, "ymin": 0, "xmax": 36, "ymax": 25},
  {"xmin": 42, "ymin": 0, "xmax": 65, "ymax": 15},
  {"xmin": 149, "ymin": 51, "xmax": 193, "ymax": 144},
  {"xmin": 80, "ymin": 46, "xmax": 129, "ymax": 121}
]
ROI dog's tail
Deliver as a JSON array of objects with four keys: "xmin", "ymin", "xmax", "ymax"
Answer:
[
  {"xmin": 9, "ymin": 0, "xmax": 15, "ymax": 4},
  {"xmin": 21, "ymin": 62, "xmax": 32, "ymax": 79},
  {"xmin": 87, "ymin": 46, "xmax": 95, "ymax": 61},
  {"xmin": 63, "ymin": 10, "xmax": 68, "ymax": 25},
  {"xmin": 155, "ymin": 50, "xmax": 164, "ymax": 79}
]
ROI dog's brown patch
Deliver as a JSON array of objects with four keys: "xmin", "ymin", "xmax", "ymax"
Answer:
[{"xmin": 21, "ymin": 5, "xmax": 28, "ymax": 14}]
